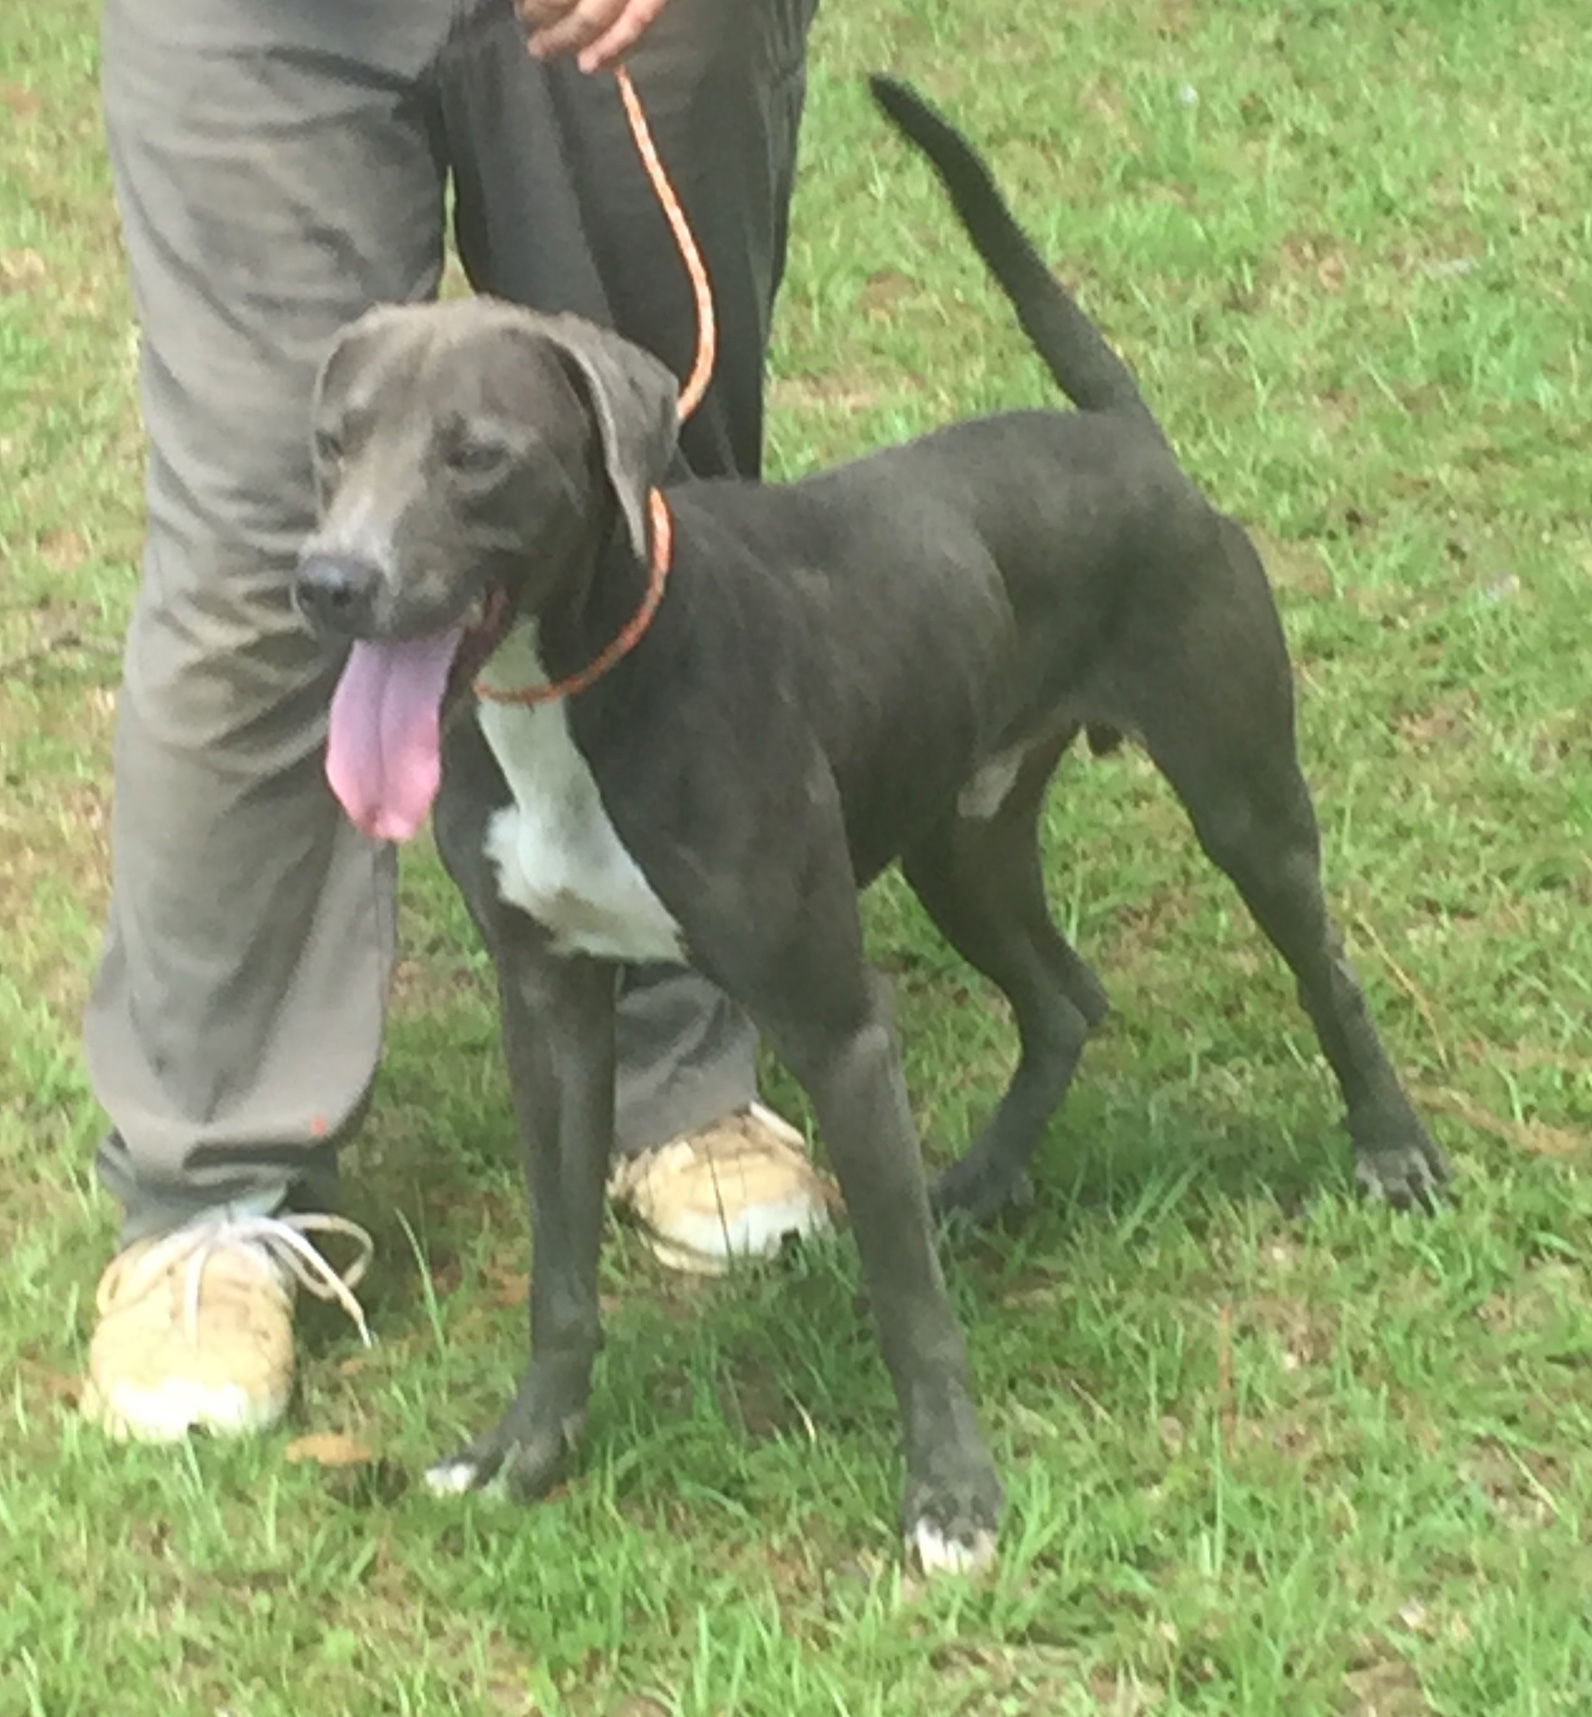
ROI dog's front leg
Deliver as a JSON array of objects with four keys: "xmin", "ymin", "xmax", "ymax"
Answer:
[
  {"xmin": 426, "ymin": 921, "xmax": 617, "ymax": 1501},
  {"xmin": 768, "ymin": 973, "xmax": 1004, "ymax": 1573}
]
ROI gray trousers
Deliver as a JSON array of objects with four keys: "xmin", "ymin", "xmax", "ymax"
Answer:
[{"xmin": 86, "ymin": 0, "xmax": 815, "ymax": 1242}]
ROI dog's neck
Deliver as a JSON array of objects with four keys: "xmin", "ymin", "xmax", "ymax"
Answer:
[{"xmin": 509, "ymin": 482, "xmax": 658, "ymax": 698}]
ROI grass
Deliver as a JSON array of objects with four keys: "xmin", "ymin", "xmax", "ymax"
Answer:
[{"xmin": 3, "ymin": 0, "xmax": 1590, "ymax": 1712}]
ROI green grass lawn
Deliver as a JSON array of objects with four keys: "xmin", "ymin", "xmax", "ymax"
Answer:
[{"xmin": 3, "ymin": 1, "xmax": 1590, "ymax": 1712}]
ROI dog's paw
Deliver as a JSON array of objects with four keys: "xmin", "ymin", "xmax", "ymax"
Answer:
[
  {"xmin": 903, "ymin": 1459, "xmax": 1003, "ymax": 1578},
  {"xmin": 423, "ymin": 1415, "xmax": 578, "ymax": 1502},
  {"xmin": 1353, "ymin": 1126, "xmax": 1453, "ymax": 1212},
  {"xmin": 424, "ymin": 1455, "xmax": 488, "ymax": 1497},
  {"xmin": 910, "ymin": 1516, "xmax": 998, "ymax": 1576},
  {"xmin": 931, "ymin": 1156, "xmax": 1034, "ymax": 1227}
]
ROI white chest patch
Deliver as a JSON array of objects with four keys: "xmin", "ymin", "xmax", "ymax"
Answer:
[{"xmin": 474, "ymin": 623, "xmax": 685, "ymax": 962}]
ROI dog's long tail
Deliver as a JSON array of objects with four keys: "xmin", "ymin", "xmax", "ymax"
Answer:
[{"xmin": 870, "ymin": 75, "xmax": 1166, "ymax": 447}]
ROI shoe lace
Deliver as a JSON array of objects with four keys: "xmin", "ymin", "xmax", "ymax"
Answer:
[{"xmin": 118, "ymin": 1212, "xmax": 376, "ymax": 1348}]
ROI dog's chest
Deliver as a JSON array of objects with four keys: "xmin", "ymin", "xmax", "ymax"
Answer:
[{"xmin": 474, "ymin": 625, "xmax": 684, "ymax": 962}]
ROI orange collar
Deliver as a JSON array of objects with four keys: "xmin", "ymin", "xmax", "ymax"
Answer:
[{"xmin": 473, "ymin": 487, "xmax": 672, "ymax": 707}]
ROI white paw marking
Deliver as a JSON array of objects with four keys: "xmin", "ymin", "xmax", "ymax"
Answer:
[
  {"xmin": 911, "ymin": 1518, "xmax": 999, "ymax": 1575},
  {"xmin": 423, "ymin": 1458, "xmax": 483, "ymax": 1497}
]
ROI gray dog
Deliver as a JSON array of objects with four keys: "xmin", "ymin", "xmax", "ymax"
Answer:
[{"xmin": 295, "ymin": 77, "xmax": 1448, "ymax": 1571}]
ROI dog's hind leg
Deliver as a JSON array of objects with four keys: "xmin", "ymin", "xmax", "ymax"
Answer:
[
  {"xmin": 903, "ymin": 729, "xmax": 1106, "ymax": 1222},
  {"xmin": 1130, "ymin": 525, "xmax": 1451, "ymax": 1207}
]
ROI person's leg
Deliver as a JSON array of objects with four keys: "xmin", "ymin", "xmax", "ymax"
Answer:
[
  {"xmin": 544, "ymin": 0, "xmax": 819, "ymax": 1161},
  {"xmin": 438, "ymin": 0, "xmax": 832, "ymax": 1266},
  {"xmin": 446, "ymin": 0, "xmax": 815, "ymax": 477},
  {"xmin": 84, "ymin": 0, "xmax": 452, "ymax": 1435}
]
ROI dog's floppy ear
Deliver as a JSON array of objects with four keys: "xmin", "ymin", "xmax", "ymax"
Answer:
[
  {"xmin": 543, "ymin": 314, "xmax": 680, "ymax": 563},
  {"xmin": 313, "ymin": 303, "xmax": 412, "ymax": 419}
]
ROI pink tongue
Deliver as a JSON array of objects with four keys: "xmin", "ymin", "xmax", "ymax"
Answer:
[{"xmin": 326, "ymin": 629, "xmax": 464, "ymax": 843}]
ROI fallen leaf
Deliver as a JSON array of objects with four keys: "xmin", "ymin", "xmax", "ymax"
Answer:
[
  {"xmin": 485, "ymin": 1264, "xmax": 530, "ymax": 1307},
  {"xmin": 19, "ymin": 1361, "xmax": 80, "ymax": 1409},
  {"xmin": 284, "ymin": 1431, "xmax": 375, "ymax": 1467}
]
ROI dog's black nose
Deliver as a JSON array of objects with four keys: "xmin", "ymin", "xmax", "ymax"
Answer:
[{"xmin": 295, "ymin": 552, "xmax": 381, "ymax": 635}]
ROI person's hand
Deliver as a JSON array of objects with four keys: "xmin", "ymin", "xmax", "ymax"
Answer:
[{"xmin": 515, "ymin": 0, "xmax": 673, "ymax": 75}]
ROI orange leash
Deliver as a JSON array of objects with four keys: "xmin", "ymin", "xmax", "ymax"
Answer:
[
  {"xmin": 614, "ymin": 62, "xmax": 717, "ymax": 422},
  {"xmin": 476, "ymin": 62, "xmax": 712, "ymax": 708}
]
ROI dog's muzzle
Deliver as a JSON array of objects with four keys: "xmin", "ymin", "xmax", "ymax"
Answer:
[{"xmin": 295, "ymin": 552, "xmax": 382, "ymax": 637}]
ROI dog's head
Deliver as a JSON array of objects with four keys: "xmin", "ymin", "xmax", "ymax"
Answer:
[
  {"xmin": 297, "ymin": 296, "xmax": 678, "ymax": 642},
  {"xmin": 293, "ymin": 298, "xmax": 679, "ymax": 841}
]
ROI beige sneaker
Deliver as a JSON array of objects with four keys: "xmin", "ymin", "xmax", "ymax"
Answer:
[
  {"xmin": 608, "ymin": 1102, "xmax": 838, "ymax": 1275},
  {"xmin": 81, "ymin": 1211, "xmax": 374, "ymax": 1442}
]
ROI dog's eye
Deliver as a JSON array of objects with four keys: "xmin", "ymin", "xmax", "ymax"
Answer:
[{"xmin": 447, "ymin": 436, "xmax": 512, "ymax": 479}]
